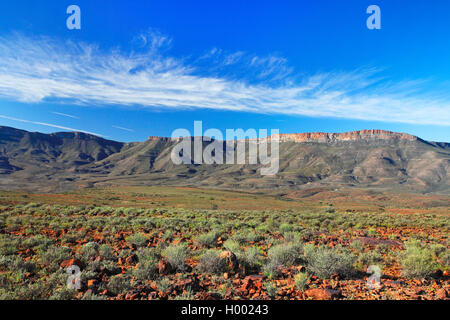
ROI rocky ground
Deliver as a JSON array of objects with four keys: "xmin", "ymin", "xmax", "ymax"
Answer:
[{"xmin": 0, "ymin": 187, "xmax": 448, "ymax": 300}]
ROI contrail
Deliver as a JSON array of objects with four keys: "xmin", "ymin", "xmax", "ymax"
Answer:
[
  {"xmin": 52, "ymin": 112, "xmax": 80, "ymax": 119},
  {"xmin": 112, "ymin": 125, "xmax": 135, "ymax": 132},
  {"xmin": 0, "ymin": 115, "xmax": 106, "ymax": 137}
]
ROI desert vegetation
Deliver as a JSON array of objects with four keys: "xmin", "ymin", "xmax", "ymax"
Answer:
[{"xmin": 0, "ymin": 187, "xmax": 448, "ymax": 300}]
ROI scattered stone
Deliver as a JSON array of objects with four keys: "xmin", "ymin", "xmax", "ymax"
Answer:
[
  {"xmin": 87, "ymin": 279, "xmax": 98, "ymax": 288},
  {"xmin": 220, "ymin": 251, "xmax": 239, "ymax": 272},
  {"xmin": 196, "ymin": 292, "xmax": 222, "ymax": 300},
  {"xmin": 125, "ymin": 254, "xmax": 138, "ymax": 264},
  {"xmin": 436, "ymin": 288, "xmax": 448, "ymax": 300},
  {"xmin": 158, "ymin": 258, "xmax": 173, "ymax": 275},
  {"xmin": 60, "ymin": 258, "xmax": 82, "ymax": 269},
  {"xmin": 304, "ymin": 288, "xmax": 342, "ymax": 300}
]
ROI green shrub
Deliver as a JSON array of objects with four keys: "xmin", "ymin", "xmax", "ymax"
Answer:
[
  {"xmin": 196, "ymin": 231, "xmax": 219, "ymax": 248},
  {"xmin": 197, "ymin": 249, "xmax": 227, "ymax": 274},
  {"xmin": 263, "ymin": 243, "xmax": 303, "ymax": 278},
  {"xmin": 267, "ymin": 243, "xmax": 302, "ymax": 268},
  {"xmin": 232, "ymin": 230, "xmax": 261, "ymax": 244},
  {"xmin": 262, "ymin": 260, "xmax": 280, "ymax": 279},
  {"xmin": 357, "ymin": 251, "xmax": 384, "ymax": 268},
  {"xmin": 283, "ymin": 232, "xmax": 302, "ymax": 243},
  {"xmin": 107, "ymin": 275, "xmax": 132, "ymax": 295},
  {"xmin": 126, "ymin": 233, "xmax": 148, "ymax": 247},
  {"xmin": 157, "ymin": 278, "xmax": 171, "ymax": 293},
  {"xmin": 133, "ymin": 260, "xmax": 158, "ymax": 281},
  {"xmin": 81, "ymin": 291, "xmax": 107, "ymax": 300},
  {"xmin": 440, "ymin": 252, "xmax": 450, "ymax": 268},
  {"xmin": 162, "ymin": 243, "xmax": 188, "ymax": 271},
  {"xmin": 294, "ymin": 272, "xmax": 309, "ymax": 291},
  {"xmin": 304, "ymin": 244, "xmax": 356, "ymax": 278},
  {"xmin": 99, "ymin": 244, "xmax": 115, "ymax": 260},
  {"xmin": 49, "ymin": 288, "xmax": 77, "ymax": 300},
  {"xmin": 264, "ymin": 281, "xmax": 278, "ymax": 298},
  {"xmin": 22, "ymin": 235, "xmax": 54, "ymax": 251},
  {"xmin": 0, "ymin": 235, "xmax": 20, "ymax": 255},
  {"xmin": 40, "ymin": 246, "xmax": 72, "ymax": 271},
  {"xmin": 430, "ymin": 244, "xmax": 446, "ymax": 258},
  {"xmin": 239, "ymin": 246, "xmax": 263, "ymax": 273},
  {"xmin": 0, "ymin": 255, "xmax": 35, "ymax": 273},
  {"xmin": 223, "ymin": 239, "xmax": 240, "ymax": 252},
  {"xmin": 79, "ymin": 242, "xmax": 99, "ymax": 261},
  {"xmin": 400, "ymin": 240, "xmax": 437, "ymax": 278},
  {"xmin": 349, "ymin": 240, "xmax": 363, "ymax": 252},
  {"xmin": 279, "ymin": 223, "xmax": 294, "ymax": 233}
]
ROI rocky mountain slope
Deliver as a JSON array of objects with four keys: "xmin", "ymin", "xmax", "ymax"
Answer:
[{"xmin": 0, "ymin": 126, "xmax": 448, "ymax": 194}]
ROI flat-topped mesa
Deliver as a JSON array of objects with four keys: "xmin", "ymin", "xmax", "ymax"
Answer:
[
  {"xmin": 268, "ymin": 130, "xmax": 418, "ymax": 143},
  {"xmin": 147, "ymin": 136, "xmax": 171, "ymax": 142}
]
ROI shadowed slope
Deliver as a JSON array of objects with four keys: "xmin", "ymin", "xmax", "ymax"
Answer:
[{"xmin": 0, "ymin": 126, "xmax": 448, "ymax": 193}]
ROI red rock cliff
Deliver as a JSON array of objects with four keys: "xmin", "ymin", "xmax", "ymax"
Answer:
[{"xmin": 269, "ymin": 130, "xmax": 417, "ymax": 143}]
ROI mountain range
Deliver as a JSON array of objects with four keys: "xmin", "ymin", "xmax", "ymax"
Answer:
[{"xmin": 0, "ymin": 126, "xmax": 448, "ymax": 194}]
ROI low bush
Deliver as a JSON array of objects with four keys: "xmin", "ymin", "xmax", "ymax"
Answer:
[
  {"xmin": 267, "ymin": 243, "xmax": 303, "ymax": 268},
  {"xmin": 294, "ymin": 272, "xmax": 309, "ymax": 291},
  {"xmin": 196, "ymin": 231, "xmax": 219, "ymax": 248},
  {"xmin": 304, "ymin": 244, "xmax": 356, "ymax": 278},
  {"xmin": 162, "ymin": 243, "xmax": 188, "ymax": 272},
  {"xmin": 357, "ymin": 251, "xmax": 384, "ymax": 269},
  {"xmin": 107, "ymin": 274, "xmax": 132, "ymax": 295},
  {"xmin": 126, "ymin": 233, "xmax": 148, "ymax": 248},
  {"xmin": 400, "ymin": 240, "xmax": 437, "ymax": 278},
  {"xmin": 197, "ymin": 249, "xmax": 226, "ymax": 274}
]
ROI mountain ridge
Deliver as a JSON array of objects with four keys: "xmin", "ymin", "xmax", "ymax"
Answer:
[{"xmin": 0, "ymin": 126, "xmax": 448, "ymax": 194}]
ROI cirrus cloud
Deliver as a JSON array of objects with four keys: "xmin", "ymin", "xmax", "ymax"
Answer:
[{"xmin": 0, "ymin": 32, "xmax": 449, "ymax": 126}]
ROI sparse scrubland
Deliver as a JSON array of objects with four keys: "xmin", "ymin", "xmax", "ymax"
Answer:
[{"xmin": 0, "ymin": 187, "xmax": 448, "ymax": 300}]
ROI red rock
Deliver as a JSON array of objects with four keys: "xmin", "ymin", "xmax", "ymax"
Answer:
[
  {"xmin": 271, "ymin": 130, "xmax": 417, "ymax": 143},
  {"xmin": 158, "ymin": 292, "xmax": 168, "ymax": 299},
  {"xmin": 174, "ymin": 279, "xmax": 195, "ymax": 291},
  {"xmin": 127, "ymin": 293, "xmax": 139, "ymax": 300},
  {"xmin": 125, "ymin": 254, "xmax": 138, "ymax": 264},
  {"xmin": 150, "ymin": 282, "xmax": 158, "ymax": 291},
  {"xmin": 304, "ymin": 288, "xmax": 341, "ymax": 300},
  {"xmin": 87, "ymin": 279, "xmax": 97, "ymax": 287},
  {"xmin": 436, "ymin": 288, "xmax": 448, "ymax": 300},
  {"xmin": 219, "ymin": 251, "xmax": 239, "ymax": 271},
  {"xmin": 60, "ymin": 258, "xmax": 82, "ymax": 269},
  {"xmin": 242, "ymin": 277, "xmax": 253, "ymax": 290},
  {"xmin": 197, "ymin": 292, "xmax": 221, "ymax": 300},
  {"xmin": 247, "ymin": 275, "xmax": 265, "ymax": 281},
  {"xmin": 158, "ymin": 259, "xmax": 173, "ymax": 275}
]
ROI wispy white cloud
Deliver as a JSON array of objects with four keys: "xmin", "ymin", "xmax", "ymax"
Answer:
[
  {"xmin": 0, "ymin": 33, "xmax": 449, "ymax": 126},
  {"xmin": 0, "ymin": 114, "xmax": 105, "ymax": 137},
  {"xmin": 112, "ymin": 125, "xmax": 135, "ymax": 132},
  {"xmin": 52, "ymin": 111, "xmax": 79, "ymax": 119}
]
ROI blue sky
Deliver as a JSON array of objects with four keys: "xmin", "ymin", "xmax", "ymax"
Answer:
[{"xmin": 0, "ymin": 0, "xmax": 449, "ymax": 142}]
